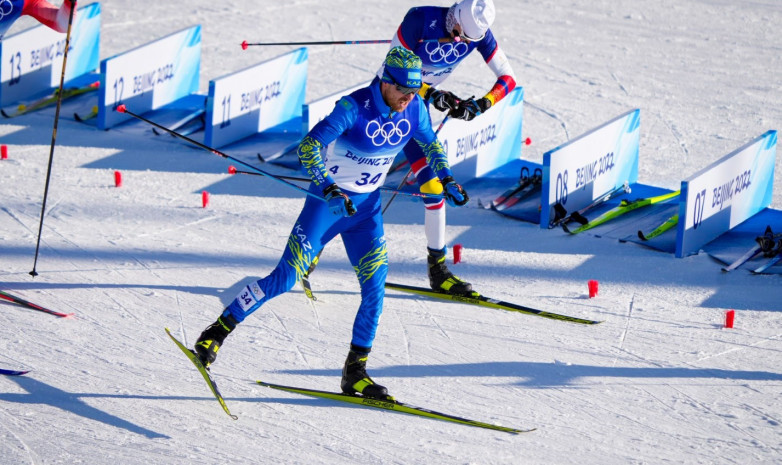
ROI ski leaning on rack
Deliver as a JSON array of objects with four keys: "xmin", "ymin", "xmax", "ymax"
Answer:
[
  {"xmin": 722, "ymin": 226, "xmax": 782, "ymax": 273},
  {"xmin": 750, "ymin": 228, "xmax": 782, "ymax": 274},
  {"xmin": 722, "ymin": 246, "xmax": 764, "ymax": 273},
  {"xmin": 152, "ymin": 108, "xmax": 205, "ymax": 136},
  {"xmin": 1, "ymin": 81, "xmax": 100, "ymax": 118},
  {"xmin": 74, "ymin": 105, "xmax": 99, "ymax": 122},
  {"xmin": 385, "ymin": 282, "xmax": 601, "ymax": 325},
  {"xmin": 638, "ymin": 214, "xmax": 679, "ymax": 241},
  {"xmin": 165, "ymin": 328, "xmax": 238, "ymax": 420},
  {"xmin": 549, "ymin": 182, "xmax": 631, "ymax": 229},
  {"xmin": 0, "ymin": 368, "xmax": 30, "ymax": 376},
  {"xmin": 0, "ymin": 290, "xmax": 74, "ymax": 318},
  {"xmin": 563, "ymin": 190, "xmax": 680, "ymax": 235},
  {"xmin": 752, "ymin": 254, "xmax": 782, "ymax": 274},
  {"xmin": 257, "ymin": 380, "xmax": 533, "ymax": 434},
  {"xmin": 485, "ymin": 167, "xmax": 542, "ymax": 211},
  {"xmin": 490, "ymin": 168, "xmax": 543, "ymax": 211}
]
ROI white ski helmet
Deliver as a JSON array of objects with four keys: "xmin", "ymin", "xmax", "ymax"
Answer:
[{"xmin": 449, "ymin": 0, "xmax": 496, "ymax": 41}]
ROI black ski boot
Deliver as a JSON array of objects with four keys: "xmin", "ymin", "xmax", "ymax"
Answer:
[
  {"xmin": 341, "ymin": 346, "xmax": 389, "ymax": 399},
  {"xmin": 427, "ymin": 247, "xmax": 473, "ymax": 296},
  {"xmin": 194, "ymin": 313, "xmax": 237, "ymax": 368}
]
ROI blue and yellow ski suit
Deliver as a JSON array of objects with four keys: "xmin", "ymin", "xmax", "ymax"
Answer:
[{"xmin": 222, "ymin": 78, "xmax": 453, "ymax": 349}]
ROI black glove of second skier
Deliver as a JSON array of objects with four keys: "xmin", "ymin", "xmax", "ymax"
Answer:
[
  {"xmin": 425, "ymin": 88, "xmax": 462, "ymax": 113},
  {"xmin": 449, "ymin": 97, "xmax": 491, "ymax": 121}
]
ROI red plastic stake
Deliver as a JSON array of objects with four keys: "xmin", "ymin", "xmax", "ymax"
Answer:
[
  {"xmin": 1, "ymin": 144, "xmax": 7, "ymax": 160},
  {"xmin": 202, "ymin": 191, "xmax": 210, "ymax": 208},
  {"xmin": 588, "ymin": 280, "xmax": 599, "ymax": 298},
  {"xmin": 114, "ymin": 170, "xmax": 122, "ymax": 187},
  {"xmin": 228, "ymin": 165, "xmax": 237, "ymax": 174},
  {"xmin": 453, "ymin": 244, "xmax": 463, "ymax": 264},
  {"xmin": 725, "ymin": 310, "xmax": 735, "ymax": 329},
  {"xmin": 524, "ymin": 137, "xmax": 532, "ymax": 146}
]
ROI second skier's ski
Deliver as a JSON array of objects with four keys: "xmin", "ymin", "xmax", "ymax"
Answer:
[{"xmin": 385, "ymin": 282, "xmax": 601, "ymax": 325}]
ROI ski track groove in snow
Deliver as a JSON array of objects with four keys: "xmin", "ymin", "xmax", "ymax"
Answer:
[
  {"xmin": 695, "ymin": 333, "xmax": 782, "ymax": 362},
  {"xmin": 0, "ymin": 409, "xmax": 36, "ymax": 465},
  {"xmin": 613, "ymin": 293, "xmax": 636, "ymax": 366},
  {"xmin": 268, "ymin": 306, "xmax": 310, "ymax": 367},
  {"xmin": 667, "ymin": 384, "xmax": 773, "ymax": 454}
]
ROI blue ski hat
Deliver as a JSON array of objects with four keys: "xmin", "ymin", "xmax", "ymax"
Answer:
[{"xmin": 381, "ymin": 46, "xmax": 422, "ymax": 89}]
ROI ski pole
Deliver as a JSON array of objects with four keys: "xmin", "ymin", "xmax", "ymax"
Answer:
[
  {"xmin": 242, "ymin": 39, "xmax": 390, "ymax": 49},
  {"xmin": 29, "ymin": 0, "xmax": 77, "ymax": 278},
  {"xmin": 228, "ymin": 168, "xmax": 444, "ymax": 200},
  {"xmin": 115, "ymin": 105, "xmax": 326, "ymax": 202},
  {"xmin": 382, "ymin": 116, "xmax": 450, "ymax": 214},
  {"xmin": 241, "ymin": 37, "xmax": 456, "ymax": 49}
]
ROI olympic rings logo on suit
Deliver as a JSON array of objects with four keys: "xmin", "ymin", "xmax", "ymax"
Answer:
[
  {"xmin": 424, "ymin": 41, "xmax": 469, "ymax": 65},
  {"xmin": 365, "ymin": 119, "xmax": 411, "ymax": 146},
  {"xmin": 0, "ymin": 0, "xmax": 15, "ymax": 19}
]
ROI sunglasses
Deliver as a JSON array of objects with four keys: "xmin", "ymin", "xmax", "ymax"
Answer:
[{"xmin": 395, "ymin": 83, "xmax": 420, "ymax": 96}]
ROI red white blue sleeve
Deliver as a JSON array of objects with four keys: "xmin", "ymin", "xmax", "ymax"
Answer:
[{"xmin": 476, "ymin": 30, "xmax": 517, "ymax": 106}]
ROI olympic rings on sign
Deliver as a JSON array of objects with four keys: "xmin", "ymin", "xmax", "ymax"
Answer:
[
  {"xmin": 365, "ymin": 119, "xmax": 411, "ymax": 146},
  {"xmin": 424, "ymin": 41, "xmax": 469, "ymax": 65},
  {"xmin": 0, "ymin": 0, "xmax": 16, "ymax": 20}
]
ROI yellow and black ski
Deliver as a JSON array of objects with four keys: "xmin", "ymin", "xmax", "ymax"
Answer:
[
  {"xmin": 1, "ymin": 81, "xmax": 100, "ymax": 118},
  {"xmin": 257, "ymin": 380, "xmax": 533, "ymax": 434},
  {"xmin": 385, "ymin": 282, "xmax": 601, "ymax": 325},
  {"xmin": 165, "ymin": 328, "xmax": 237, "ymax": 420},
  {"xmin": 563, "ymin": 190, "xmax": 680, "ymax": 235},
  {"xmin": 638, "ymin": 214, "xmax": 679, "ymax": 241}
]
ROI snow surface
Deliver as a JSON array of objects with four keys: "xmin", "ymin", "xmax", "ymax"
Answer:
[{"xmin": 1, "ymin": 1, "xmax": 781, "ymax": 464}]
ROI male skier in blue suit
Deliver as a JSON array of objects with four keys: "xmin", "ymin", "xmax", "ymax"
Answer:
[{"xmin": 192, "ymin": 47, "xmax": 469, "ymax": 399}]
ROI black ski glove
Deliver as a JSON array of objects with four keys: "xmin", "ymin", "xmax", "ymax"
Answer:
[
  {"xmin": 449, "ymin": 97, "xmax": 491, "ymax": 122},
  {"xmin": 425, "ymin": 88, "xmax": 462, "ymax": 113}
]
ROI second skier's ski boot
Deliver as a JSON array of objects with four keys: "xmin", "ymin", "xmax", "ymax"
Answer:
[
  {"xmin": 194, "ymin": 314, "xmax": 237, "ymax": 368},
  {"xmin": 427, "ymin": 247, "xmax": 474, "ymax": 296},
  {"xmin": 341, "ymin": 346, "xmax": 390, "ymax": 400}
]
